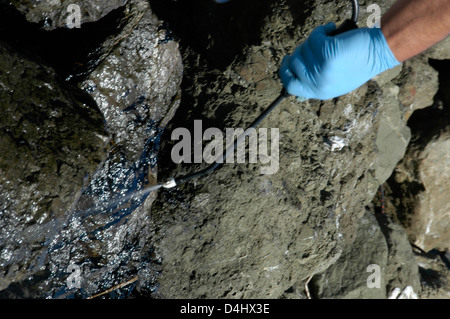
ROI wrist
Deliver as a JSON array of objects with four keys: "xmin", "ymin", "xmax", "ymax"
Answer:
[
  {"xmin": 380, "ymin": 0, "xmax": 450, "ymax": 62},
  {"xmin": 371, "ymin": 27, "xmax": 401, "ymax": 70}
]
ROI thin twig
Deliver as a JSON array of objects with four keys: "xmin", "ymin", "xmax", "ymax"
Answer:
[
  {"xmin": 87, "ymin": 276, "xmax": 138, "ymax": 299},
  {"xmin": 305, "ymin": 275, "xmax": 313, "ymax": 299}
]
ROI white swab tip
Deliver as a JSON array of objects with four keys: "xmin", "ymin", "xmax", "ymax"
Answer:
[{"xmin": 163, "ymin": 178, "xmax": 177, "ymax": 189}]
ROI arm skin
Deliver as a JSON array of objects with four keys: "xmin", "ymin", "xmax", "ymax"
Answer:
[
  {"xmin": 279, "ymin": 0, "xmax": 450, "ymax": 99},
  {"xmin": 381, "ymin": 0, "xmax": 450, "ymax": 62}
]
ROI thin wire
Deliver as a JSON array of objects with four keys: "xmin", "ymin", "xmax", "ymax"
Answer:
[
  {"xmin": 351, "ymin": 0, "xmax": 359, "ymax": 23},
  {"xmin": 175, "ymin": 89, "xmax": 290, "ymax": 186}
]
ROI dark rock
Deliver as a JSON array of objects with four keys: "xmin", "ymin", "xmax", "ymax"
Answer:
[
  {"xmin": 0, "ymin": 0, "xmax": 447, "ymax": 299},
  {"xmin": 9, "ymin": 0, "xmax": 128, "ymax": 30},
  {"xmin": 0, "ymin": 41, "xmax": 108, "ymax": 291},
  {"xmin": 310, "ymin": 208, "xmax": 389, "ymax": 299},
  {"xmin": 376, "ymin": 212, "xmax": 421, "ymax": 297},
  {"xmin": 0, "ymin": 0, "xmax": 183, "ymax": 298},
  {"xmin": 392, "ymin": 56, "xmax": 439, "ymax": 121}
]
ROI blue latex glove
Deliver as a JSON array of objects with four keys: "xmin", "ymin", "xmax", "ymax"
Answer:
[{"xmin": 279, "ymin": 22, "xmax": 400, "ymax": 100}]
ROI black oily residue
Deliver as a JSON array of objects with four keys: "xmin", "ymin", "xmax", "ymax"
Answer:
[
  {"xmin": 157, "ymin": 22, "xmax": 174, "ymax": 44},
  {"xmin": 0, "ymin": 2, "xmax": 126, "ymax": 81}
]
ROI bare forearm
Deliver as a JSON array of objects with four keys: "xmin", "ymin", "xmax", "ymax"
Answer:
[{"xmin": 381, "ymin": 0, "xmax": 450, "ymax": 62}]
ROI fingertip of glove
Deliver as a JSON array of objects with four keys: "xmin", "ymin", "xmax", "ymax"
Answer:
[
  {"xmin": 279, "ymin": 64, "xmax": 292, "ymax": 85},
  {"xmin": 284, "ymin": 77, "xmax": 309, "ymax": 99},
  {"xmin": 313, "ymin": 22, "xmax": 337, "ymax": 36},
  {"xmin": 324, "ymin": 22, "xmax": 337, "ymax": 33}
]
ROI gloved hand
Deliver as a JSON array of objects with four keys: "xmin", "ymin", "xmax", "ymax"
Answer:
[{"xmin": 279, "ymin": 22, "xmax": 400, "ymax": 100}]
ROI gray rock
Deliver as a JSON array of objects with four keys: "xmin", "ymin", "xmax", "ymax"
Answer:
[
  {"xmin": 413, "ymin": 134, "xmax": 450, "ymax": 251},
  {"xmin": 310, "ymin": 208, "xmax": 389, "ymax": 299},
  {"xmin": 373, "ymin": 81, "xmax": 411, "ymax": 184},
  {"xmin": 308, "ymin": 207, "xmax": 421, "ymax": 299},
  {"xmin": 380, "ymin": 214, "xmax": 421, "ymax": 296},
  {"xmin": 9, "ymin": 0, "xmax": 128, "ymax": 30},
  {"xmin": 383, "ymin": 58, "xmax": 450, "ymax": 254},
  {"xmin": 387, "ymin": 127, "xmax": 450, "ymax": 252}
]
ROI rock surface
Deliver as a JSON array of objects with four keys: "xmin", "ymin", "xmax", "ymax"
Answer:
[
  {"xmin": 43, "ymin": 0, "xmax": 183, "ymax": 298},
  {"xmin": 373, "ymin": 72, "xmax": 411, "ymax": 185},
  {"xmin": 0, "ymin": 0, "xmax": 183, "ymax": 298},
  {"xmin": 423, "ymin": 36, "xmax": 450, "ymax": 60},
  {"xmin": 393, "ymin": 56, "xmax": 439, "ymax": 121},
  {"xmin": 0, "ymin": 0, "xmax": 448, "ymax": 299},
  {"xmin": 310, "ymin": 207, "xmax": 421, "ymax": 299},
  {"xmin": 0, "ymin": 40, "xmax": 108, "ymax": 291},
  {"xmin": 8, "ymin": 0, "xmax": 128, "ymax": 30},
  {"xmin": 384, "ymin": 59, "xmax": 450, "ymax": 253},
  {"xmin": 413, "ymin": 133, "xmax": 450, "ymax": 251},
  {"xmin": 382, "ymin": 57, "xmax": 450, "ymax": 299},
  {"xmin": 414, "ymin": 248, "xmax": 450, "ymax": 299}
]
